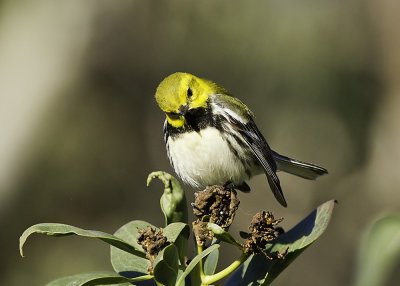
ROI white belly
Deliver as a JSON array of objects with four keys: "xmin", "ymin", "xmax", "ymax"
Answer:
[{"xmin": 167, "ymin": 127, "xmax": 254, "ymax": 188}]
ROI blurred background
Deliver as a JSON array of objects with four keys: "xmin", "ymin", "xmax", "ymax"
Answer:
[{"xmin": 1, "ymin": 0, "xmax": 399, "ymax": 285}]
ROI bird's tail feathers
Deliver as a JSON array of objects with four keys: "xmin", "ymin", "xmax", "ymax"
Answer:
[{"xmin": 272, "ymin": 151, "xmax": 328, "ymax": 180}]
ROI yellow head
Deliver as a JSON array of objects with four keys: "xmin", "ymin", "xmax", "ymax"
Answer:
[{"xmin": 155, "ymin": 72, "xmax": 226, "ymax": 128}]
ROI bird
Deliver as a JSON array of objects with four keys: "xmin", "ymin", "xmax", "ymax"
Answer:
[{"xmin": 155, "ymin": 72, "xmax": 327, "ymax": 207}]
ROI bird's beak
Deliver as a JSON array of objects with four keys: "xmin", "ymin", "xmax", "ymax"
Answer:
[{"xmin": 178, "ymin": 104, "xmax": 189, "ymax": 116}]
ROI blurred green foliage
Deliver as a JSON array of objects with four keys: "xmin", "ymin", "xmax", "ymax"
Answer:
[{"xmin": 354, "ymin": 214, "xmax": 400, "ymax": 286}]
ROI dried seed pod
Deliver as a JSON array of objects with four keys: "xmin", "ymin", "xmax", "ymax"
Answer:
[
  {"xmin": 192, "ymin": 185, "xmax": 240, "ymax": 245},
  {"xmin": 137, "ymin": 226, "xmax": 169, "ymax": 269},
  {"xmin": 192, "ymin": 185, "xmax": 240, "ymax": 229},
  {"xmin": 242, "ymin": 211, "xmax": 287, "ymax": 259}
]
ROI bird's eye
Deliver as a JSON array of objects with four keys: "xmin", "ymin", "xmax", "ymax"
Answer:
[{"xmin": 187, "ymin": 87, "xmax": 193, "ymax": 97}]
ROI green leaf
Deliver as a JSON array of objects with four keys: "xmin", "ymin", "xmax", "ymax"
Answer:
[
  {"xmin": 176, "ymin": 244, "xmax": 220, "ymax": 286},
  {"xmin": 45, "ymin": 272, "xmax": 134, "ymax": 286},
  {"xmin": 353, "ymin": 214, "xmax": 400, "ymax": 286},
  {"xmin": 163, "ymin": 222, "xmax": 190, "ymax": 264},
  {"xmin": 147, "ymin": 171, "xmax": 188, "ymax": 225},
  {"xmin": 153, "ymin": 244, "xmax": 180, "ymax": 286},
  {"xmin": 207, "ymin": 223, "xmax": 242, "ymax": 248},
  {"xmin": 110, "ymin": 220, "xmax": 154, "ymax": 275},
  {"xmin": 203, "ymin": 247, "xmax": 219, "ymax": 275},
  {"xmin": 110, "ymin": 221, "xmax": 190, "ymax": 277},
  {"xmin": 19, "ymin": 223, "xmax": 145, "ymax": 258},
  {"xmin": 163, "ymin": 222, "xmax": 190, "ymax": 243},
  {"xmin": 226, "ymin": 200, "xmax": 336, "ymax": 285}
]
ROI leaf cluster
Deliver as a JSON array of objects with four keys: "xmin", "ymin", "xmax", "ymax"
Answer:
[{"xmin": 20, "ymin": 171, "xmax": 335, "ymax": 285}]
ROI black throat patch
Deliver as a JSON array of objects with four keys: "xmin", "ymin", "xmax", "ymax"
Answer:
[{"xmin": 166, "ymin": 105, "xmax": 223, "ymax": 138}]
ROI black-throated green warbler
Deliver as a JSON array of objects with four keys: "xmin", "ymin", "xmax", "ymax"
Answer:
[{"xmin": 155, "ymin": 72, "xmax": 327, "ymax": 207}]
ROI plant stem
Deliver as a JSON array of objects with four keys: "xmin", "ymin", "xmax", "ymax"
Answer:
[
  {"xmin": 197, "ymin": 244, "xmax": 205, "ymax": 280},
  {"xmin": 201, "ymin": 253, "xmax": 249, "ymax": 285},
  {"xmin": 129, "ymin": 274, "xmax": 153, "ymax": 282}
]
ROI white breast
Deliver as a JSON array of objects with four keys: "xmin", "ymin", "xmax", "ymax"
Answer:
[{"xmin": 166, "ymin": 127, "xmax": 252, "ymax": 188}]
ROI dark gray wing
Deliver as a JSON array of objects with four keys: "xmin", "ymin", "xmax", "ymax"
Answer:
[
  {"xmin": 210, "ymin": 95, "xmax": 287, "ymax": 207},
  {"xmin": 231, "ymin": 117, "xmax": 287, "ymax": 207}
]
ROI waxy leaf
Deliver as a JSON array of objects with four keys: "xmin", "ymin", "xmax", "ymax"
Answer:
[
  {"xmin": 147, "ymin": 171, "xmax": 188, "ymax": 225},
  {"xmin": 226, "ymin": 200, "xmax": 336, "ymax": 285},
  {"xmin": 176, "ymin": 244, "xmax": 220, "ymax": 286},
  {"xmin": 19, "ymin": 223, "xmax": 145, "ymax": 258},
  {"xmin": 45, "ymin": 272, "xmax": 140, "ymax": 286},
  {"xmin": 110, "ymin": 221, "xmax": 189, "ymax": 276},
  {"xmin": 153, "ymin": 244, "xmax": 180, "ymax": 286},
  {"xmin": 203, "ymin": 247, "xmax": 220, "ymax": 275},
  {"xmin": 110, "ymin": 220, "xmax": 155, "ymax": 275}
]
